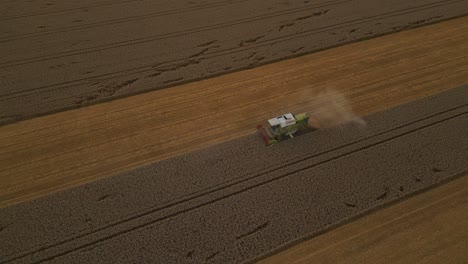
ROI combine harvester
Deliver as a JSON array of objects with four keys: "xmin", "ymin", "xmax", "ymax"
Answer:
[{"xmin": 256, "ymin": 112, "xmax": 314, "ymax": 146}]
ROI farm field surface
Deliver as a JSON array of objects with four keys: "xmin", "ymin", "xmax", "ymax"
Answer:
[
  {"xmin": 0, "ymin": 1, "xmax": 467, "ymax": 263},
  {"xmin": 259, "ymin": 172, "xmax": 468, "ymax": 264},
  {"xmin": 1, "ymin": 0, "xmax": 467, "ymax": 124},
  {"xmin": 2, "ymin": 16, "xmax": 467, "ymax": 208},
  {"xmin": 1, "ymin": 79, "xmax": 467, "ymax": 264}
]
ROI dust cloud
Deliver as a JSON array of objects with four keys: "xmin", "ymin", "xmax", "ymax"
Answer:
[{"xmin": 300, "ymin": 88, "xmax": 366, "ymax": 129}]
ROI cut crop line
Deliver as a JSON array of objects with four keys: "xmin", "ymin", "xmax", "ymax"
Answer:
[
  {"xmin": 0, "ymin": 51, "xmax": 463, "ymax": 157},
  {"xmin": 3, "ymin": 54, "xmax": 463, "ymax": 173},
  {"xmin": 1, "ymin": 31, "xmax": 463, "ymax": 139}
]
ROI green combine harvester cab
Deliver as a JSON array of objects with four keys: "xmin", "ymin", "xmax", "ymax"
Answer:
[{"xmin": 256, "ymin": 112, "xmax": 311, "ymax": 146}]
